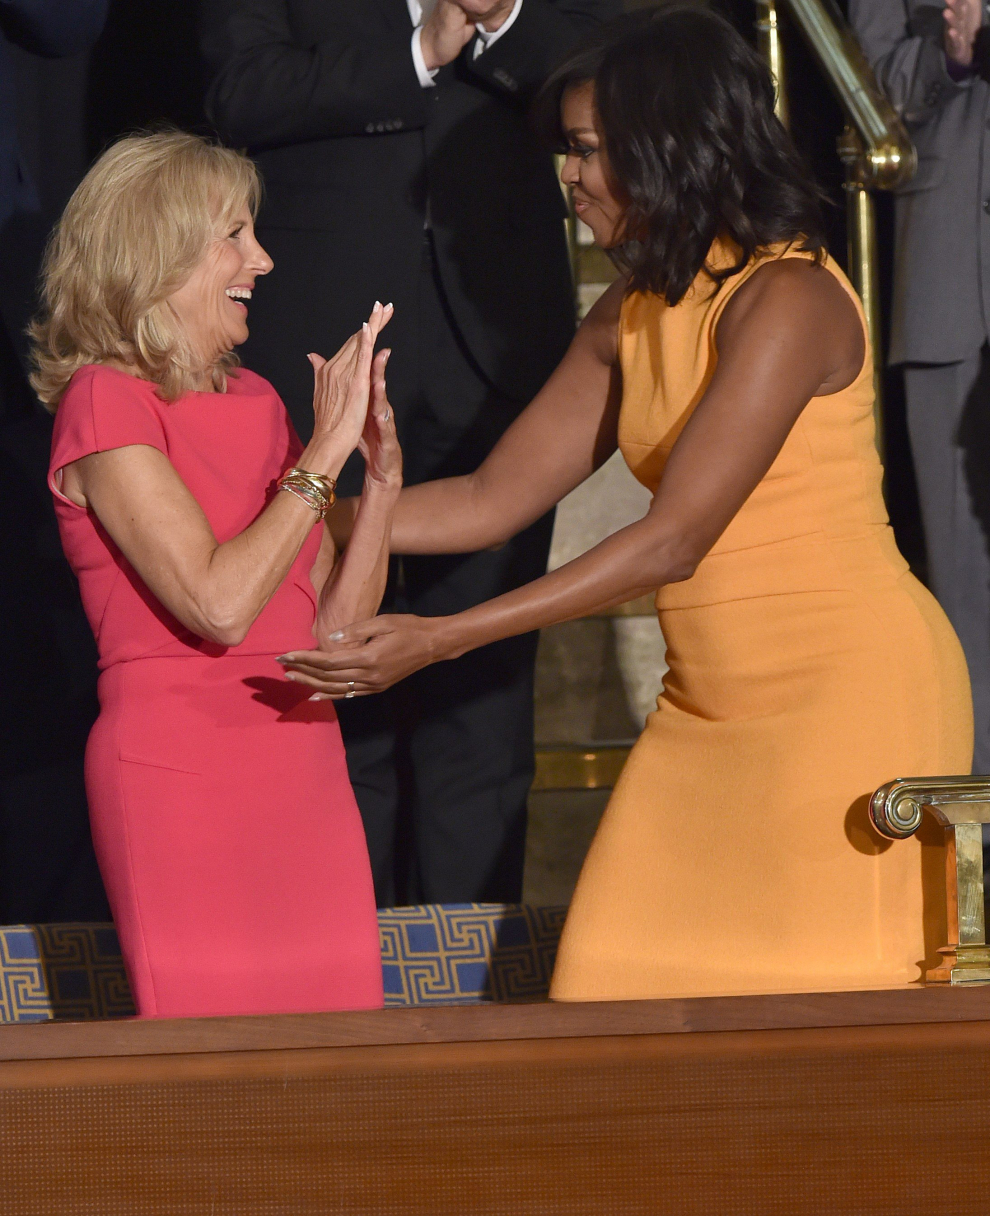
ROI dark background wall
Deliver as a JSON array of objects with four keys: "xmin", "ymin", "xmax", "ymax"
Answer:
[{"xmin": 0, "ymin": 0, "xmax": 207, "ymax": 923}]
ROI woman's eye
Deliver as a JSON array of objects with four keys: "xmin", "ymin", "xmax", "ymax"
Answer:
[
  {"xmin": 570, "ymin": 143, "xmax": 594, "ymax": 160},
  {"xmin": 228, "ymin": 225, "xmax": 244, "ymax": 239}
]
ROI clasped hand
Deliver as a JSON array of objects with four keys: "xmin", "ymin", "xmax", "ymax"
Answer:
[
  {"xmin": 280, "ymin": 614, "xmax": 446, "ymax": 700},
  {"xmin": 420, "ymin": 0, "xmax": 517, "ymax": 70}
]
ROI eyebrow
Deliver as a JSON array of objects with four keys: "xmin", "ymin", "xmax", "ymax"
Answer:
[{"xmin": 565, "ymin": 127, "xmax": 597, "ymax": 138}]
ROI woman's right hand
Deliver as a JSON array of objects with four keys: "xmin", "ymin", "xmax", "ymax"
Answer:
[{"xmin": 302, "ymin": 301, "xmax": 393, "ymax": 474}]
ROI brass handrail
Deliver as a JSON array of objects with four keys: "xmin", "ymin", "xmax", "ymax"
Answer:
[
  {"xmin": 756, "ymin": 0, "xmax": 917, "ymax": 453},
  {"xmin": 871, "ymin": 777, "xmax": 990, "ymax": 985},
  {"xmin": 778, "ymin": 0, "xmax": 916, "ymax": 188}
]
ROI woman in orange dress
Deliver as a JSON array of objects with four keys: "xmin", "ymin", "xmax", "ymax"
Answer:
[{"xmin": 279, "ymin": 7, "xmax": 973, "ymax": 999}]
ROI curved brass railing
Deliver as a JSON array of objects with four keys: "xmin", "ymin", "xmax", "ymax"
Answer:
[
  {"xmin": 870, "ymin": 777, "xmax": 990, "ymax": 985},
  {"xmin": 756, "ymin": 0, "xmax": 917, "ymax": 449}
]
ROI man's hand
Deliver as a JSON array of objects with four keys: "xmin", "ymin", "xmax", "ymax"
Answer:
[
  {"xmin": 420, "ymin": 0, "xmax": 476, "ymax": 70},
  {"xmin": 944, "ymin": 0, "xmax": 981, "ymax": 67}
]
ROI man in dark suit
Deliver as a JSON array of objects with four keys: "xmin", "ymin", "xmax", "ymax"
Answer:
[
  {"xmin": 201, "ymin": 0, "xmax": 618, "ymax": 907},
  {"xmin": 0, "ymin": 0, "xmax": 108, "ymax": 922},
  {"xmin": 853, "ymin": 0, "xmax": 990, "ymax": 773}
]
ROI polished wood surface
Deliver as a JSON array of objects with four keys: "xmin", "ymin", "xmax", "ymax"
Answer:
[
  {"xmin": 3, "ymin": 1017, "xmax": 990, "ymax": 1214},
  {"xmin": 3, "ymin": 982, "xmax": 990, "ymax": 1061}
]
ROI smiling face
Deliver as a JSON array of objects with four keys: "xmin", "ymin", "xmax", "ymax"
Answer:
[
  {"xmin": 167, "ymin": 207, "xmax": 273, "ymax": 380},
  {"xmin": 559, "ymin": 82, "xmax": 627, "ymax": 249}
]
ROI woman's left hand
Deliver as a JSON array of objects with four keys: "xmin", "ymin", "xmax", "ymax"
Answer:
[
  {"xmin": 277, "ymin": 614, "xmax": 448, "ymax": 699},
  {"xmin": 357, "ymin": 348, "xmax": 402, "ymax": 491}
]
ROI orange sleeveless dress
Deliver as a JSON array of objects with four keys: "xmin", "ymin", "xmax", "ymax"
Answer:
[{"xmin": 551, "ymin": 243, "xmax": 973, "ymax": 1001}]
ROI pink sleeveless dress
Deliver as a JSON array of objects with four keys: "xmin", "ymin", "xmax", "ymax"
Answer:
[{"xmin": 49, "ymin": 364, "xmax": 382, "ymax": 1019}]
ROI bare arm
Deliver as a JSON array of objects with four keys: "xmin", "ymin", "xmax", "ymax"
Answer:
[
  {"xmin": 283, "ymin": 260, "xmax": 865, "ymax": 697},
  {"xmin": 329, "ymin": 278, "xmax": 625, "ymax": 557},
  {"xmin": 60, "ymin": 309, "xmax": 390, "ymax": 648},
  {"xmin": 308, "ymin": 353, "xmax": 402, "ymax": 646}
]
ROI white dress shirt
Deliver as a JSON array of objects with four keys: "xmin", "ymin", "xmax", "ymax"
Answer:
[{"xmin": 408, "ymin": 0, "xmax": 524, "ymax": 87}]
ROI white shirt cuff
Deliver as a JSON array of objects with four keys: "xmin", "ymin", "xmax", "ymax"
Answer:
[
  {"xmin": 411, "ymin": 26, "xmax": 439, "ymax": 87},
  {"xmin": 473, "ymin": 0, "xmax": 523, "ymax": 58}
]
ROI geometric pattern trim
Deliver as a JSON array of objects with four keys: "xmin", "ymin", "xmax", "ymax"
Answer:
[
  {"xmin": 380, "ymin": 903, "xmax": 567, "ymax": 1006},
  {"xmin": 0, "ymin": 923, "xmax": 137, "ymax": 1023},
  {"xmin": 0, "ymin": 904, "xmax": 567, "ymax": 1023}
]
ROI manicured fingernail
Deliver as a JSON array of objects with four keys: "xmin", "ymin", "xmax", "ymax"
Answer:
[
  {"xmin": 383, "ymin": 349, "xmax": 392, "ymax": 365},
  {"xmin": 374, "ymin": 300, "xmax": 382, "ymax": 309},
  {"xmin": 284, "ymin": 672, "xmax": 297, "ymax": 681},
  {"xmin": 309, "ymin": 694, "xmax": 324, "ymax": 702},
  {"xmin": 275, "ymin": 655, "xmax": 289, "ymax": 663},
  {"xmin": 385, "ymin": 302, "xmax": 393, "ymax": 310},
  {"xmin": 329, "ymin": 631, "xmax": 344, "ymax": 641},
  {"xmin": 362, "ymin": 322, "xmax": 370, "ymax": 335}
]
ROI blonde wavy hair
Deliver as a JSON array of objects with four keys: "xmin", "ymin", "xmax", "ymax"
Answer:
[{"xmin": 29, "ymin": 130, "xmax": 261, "ymax": 410}]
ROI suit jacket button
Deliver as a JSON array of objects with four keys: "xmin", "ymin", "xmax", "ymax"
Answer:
[
  {"xmin": 365, "ymin": 123, "xmax": 375, "ymax": 134},
  {"xmin": 925, "ymin": 84, "xmax": 942, "ymax": 104},
  {"xmin": 493, "ymin": 68, "xmax": 518, "ymax": 92},
  {"xmin": 984, "ymin": 198, "xmax": 990, "ymax": 215},
  {"xmin": 395, "ymin": 119, "xmax": 404, "ymax": 129}
]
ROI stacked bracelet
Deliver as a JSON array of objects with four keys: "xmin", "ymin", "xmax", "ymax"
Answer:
[{"xmin": 276, "ymin": 467, "xmax": 337, "ymax": 520}]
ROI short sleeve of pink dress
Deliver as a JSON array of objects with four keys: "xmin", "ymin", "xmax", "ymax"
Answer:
[
  {"xmin": 50, "ymin": 363, "xmax": 169, "ymax": 484},
  {"xmin": 50, "ymin": 365, "xmax": 382, "ymax": 1019}
]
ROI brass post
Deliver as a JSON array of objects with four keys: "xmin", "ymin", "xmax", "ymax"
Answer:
[
  {"xmin": 756, "ymin": 0, "xmax": 790, "ymax": 127},
  {"xmin": 870, "ymin": 777, "xmax": 990, "ymax": 985}
]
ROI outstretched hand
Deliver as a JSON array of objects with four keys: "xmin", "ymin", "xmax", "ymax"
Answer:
[{"xmin": 277, "ymin": 614, "xmax": 447, "ymax": 700}]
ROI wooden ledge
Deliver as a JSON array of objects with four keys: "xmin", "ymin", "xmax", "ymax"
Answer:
[{"xmin": 3, "ymin": 983, "xmax": 990, "ymax": 1063}]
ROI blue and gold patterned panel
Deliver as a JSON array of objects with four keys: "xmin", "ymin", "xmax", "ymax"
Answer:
[
  {"xmin": 0, "ymin": 923, "xmax": 136, "ymax": 1022},
  {"xmin": 0, "ymin": 905, "xmax": 567, "ymax": 1022},
  {"xmin": 378, "ymin": 904, "xmax": 567, "ymax": 1006}
]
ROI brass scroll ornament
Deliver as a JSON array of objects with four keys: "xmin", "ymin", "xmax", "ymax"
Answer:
[{"xmin": 870, "ymin": 777, "xmax": 990, "ymax": 985}]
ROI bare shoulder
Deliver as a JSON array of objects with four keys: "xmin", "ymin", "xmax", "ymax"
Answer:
[
  {"xmin": 718, "ymin": 257, "xmax": 859, "ymax": 340},
  {"xmin": 716, "ymin": 256, "xmax": 864, "ymax": 393},
  {"xmin": 575, "ymin": 275, "xmax": 628, "ymax": 366}
]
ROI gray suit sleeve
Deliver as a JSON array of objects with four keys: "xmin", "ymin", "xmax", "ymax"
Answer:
[{"xmin": 850, "ymin": 0, "xmax": 970, "ymax": 122}]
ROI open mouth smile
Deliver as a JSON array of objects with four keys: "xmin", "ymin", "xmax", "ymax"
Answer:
[{"xmin": 225, "ymin": 286, "xmax": 252, "ymax": 314}]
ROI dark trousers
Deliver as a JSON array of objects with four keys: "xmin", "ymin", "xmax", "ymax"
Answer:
[
  {"xmin": 336, "ymin": 238, "xmax": 554, "ymax": 908},
  {"xmin": 904, "ymin": 349, "xmax": 990, "ymax": 774}
]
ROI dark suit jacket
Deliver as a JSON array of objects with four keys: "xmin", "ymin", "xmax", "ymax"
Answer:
[
  {"xmin": 0, "ymin": 0, "xmax": 107, "ymax": 229},
  {"xmin": 201, "ymin": 0, "xmax": 619, "ymax": 439}
]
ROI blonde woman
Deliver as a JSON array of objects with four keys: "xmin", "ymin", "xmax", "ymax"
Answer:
[{"xmin": 35, "ymin": 132, "xmax": 397, "ymax": 1018}]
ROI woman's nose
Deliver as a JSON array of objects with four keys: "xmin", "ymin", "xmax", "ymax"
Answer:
[
  {"xmin": 559, "ymin": 153, "xmax": 580, "ymax": 187},
  {"xmin": 251, "ymin": 241, "xmax": 274, "ymax": 276}
]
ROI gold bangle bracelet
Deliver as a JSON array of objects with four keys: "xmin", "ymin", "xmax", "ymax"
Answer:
[
  {"xmin": 282, "ymin": 467, "xmax": 336, "ymax": 511},
  {"xmin": 278, "ymin": 482, "xmax": 327, "ymax": 519}
]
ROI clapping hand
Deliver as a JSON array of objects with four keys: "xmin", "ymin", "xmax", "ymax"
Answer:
[
  {"xmin": 357, "ymin": 346, "xmax": 402, "ymax": 491},
  {"xmin": 304, "ymin": 301, "xmax": 392, "ymax": 466},
  {"xmin": 944, "ymin": 0, "xmax": 981, "ymax": 66},
  {"xmin": 420, "ymin": 0, "xmax": 516, "ymax": 70}
]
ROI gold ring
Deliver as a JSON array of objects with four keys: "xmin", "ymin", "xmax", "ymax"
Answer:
[{"xmin": 346, "ymin": 680, "xmax": 356, "ymax": 699}]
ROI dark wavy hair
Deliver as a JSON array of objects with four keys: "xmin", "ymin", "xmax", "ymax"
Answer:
[{"xmin": 536, "ymin": 5, "xmax": 826, "ymax": 305}]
